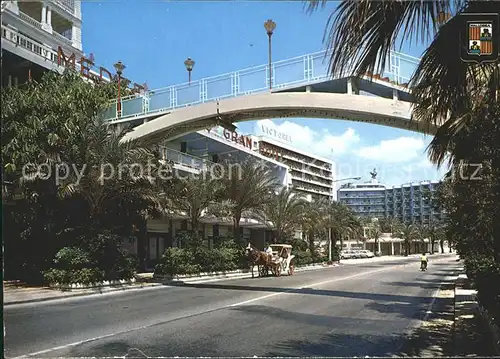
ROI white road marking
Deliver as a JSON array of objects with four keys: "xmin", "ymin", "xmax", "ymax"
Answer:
[
  {"xmin": 12, "ymin": 258, "xmax": 453, "ymax": 359},
  {"xmin": 421, "ymin": 274, "xmax": 458, "ymax": 323},
  {"xmin": 228, "ymin": 264, "xmax": 402, "ymax": 307}
]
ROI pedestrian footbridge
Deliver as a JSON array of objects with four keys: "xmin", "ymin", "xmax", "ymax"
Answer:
[{"xmin": 102, "ymin": 50, "xmax": 438, "ymax": 142}]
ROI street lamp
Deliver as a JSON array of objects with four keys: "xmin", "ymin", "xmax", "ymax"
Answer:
[
  {"xmin": 264, "ymin": 19, "xmax": 276, "ymax": 90},
  {"xmin": 113, "ymin": 60, "xmax": 126, "ymax": 118},
  {"xmin": 184, "ymin": 57, "xmax": 195, "ymax": 85}
]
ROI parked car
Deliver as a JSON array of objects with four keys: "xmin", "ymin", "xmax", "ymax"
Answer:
[
  {"xmin": 340, "ymin": 250, "xmax": 354, "ymax": 259},
  {"xmin": 352, "ymin": 250, "xmax": 365, "ymax": 258},
  {"xmin": 361, "ymin": 250, "xmax": 375, "ymax": 258}
]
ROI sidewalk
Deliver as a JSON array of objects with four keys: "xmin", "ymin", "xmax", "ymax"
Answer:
[
  {"xmin": 3, "ymin": 280, "xmax": 164, "ymax": 305},
  {"xmin": 395, "ymin": 270, "xmax": 497, "ymax": 357}
]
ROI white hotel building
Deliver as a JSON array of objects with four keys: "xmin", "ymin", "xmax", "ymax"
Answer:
[
  {"xmin": 1, "ymin": 0, "xmax": 83, "ymax": 87},
  {"xmin": 135, "ymin": 124, "xmax": 336, "ymax": 269},
  {"xmin": 136, "ymin": 126, "xmax": 292, "ymax": 269},
  {"xmin": 254, "ymin": 125, "xmax": 335, "ymax": 201}
]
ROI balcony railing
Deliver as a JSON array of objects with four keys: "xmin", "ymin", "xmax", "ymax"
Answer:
[
  {"xmin": 52, "ymin": 30, "xmax": 72, "ymax": 45},
  {"xmin": 19, "ymin": 11, "xmax": 42, "ymax": 29},
  {"xmin": 2, "ymin": 25, "xmax": 56, "ymax": 61},
  {"xmin": 160, "ymin": 147, "xmax": 215, "ymax": 172},
  {"xmin": 54, "ymin": 0, "xmax": 75, "ymax": 15},
  {"xmin": 1, "ymin": 25, "xmax": 108, "ymax": 81}
]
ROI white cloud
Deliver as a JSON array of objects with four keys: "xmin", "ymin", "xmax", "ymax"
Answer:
[
  {"xmin": 254, "ymin": 119, "xmax": 360, "ymax": 157},
  {"xmin": 355, "ymin": 137, "xmax": 425, "ymax": 163}
]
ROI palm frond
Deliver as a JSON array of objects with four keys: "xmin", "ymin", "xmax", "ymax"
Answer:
[{"xmin": 306, "ymin": 0, "xmax": 454, "ymax": 79}]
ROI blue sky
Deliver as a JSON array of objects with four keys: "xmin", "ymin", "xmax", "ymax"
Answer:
[{"xmin": 82, "ymin": 1, "xmax": 447, "ymax": 186}]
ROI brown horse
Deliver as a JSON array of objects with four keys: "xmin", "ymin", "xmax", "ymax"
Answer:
[{"xmin": 245, "ymin": 243, "xmax": 280, "ymax": 278}]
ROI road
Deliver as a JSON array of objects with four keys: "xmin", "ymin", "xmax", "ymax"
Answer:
[{"xmin": 5, "ymin": 255, "xmax": 460, "ymax": 358}]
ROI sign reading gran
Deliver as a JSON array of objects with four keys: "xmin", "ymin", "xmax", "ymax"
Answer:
[{"xmin": 57, "ymin": 46, "xmax": 145, "ymax": 94}]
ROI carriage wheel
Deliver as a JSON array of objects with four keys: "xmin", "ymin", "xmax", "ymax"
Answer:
[
  {"xmin": 274, "ymin": 264, "xmax": 281, "ymax": 277},
  {"xmin": 259, "ymin": 265, "xmax": 268, "ymax": 277}
]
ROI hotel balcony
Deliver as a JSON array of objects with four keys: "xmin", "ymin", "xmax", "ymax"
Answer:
[
  {"xmin": 291, "ymin": 172, "xmax": 332, "ymax": 188},
  {"xmin": 160, "ymin": 147, "xmax": 214, "ymax": 174}
]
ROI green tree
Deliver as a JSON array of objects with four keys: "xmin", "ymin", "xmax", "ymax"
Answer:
[
  {"xmin": 217, "ymin": 158, "xmax": 279, "ymax": 244},
  {"xmin": 306, "ymin": 0, "xmax": 499, "ymax": 165},
  {"xmin": 166, "ymin": 171, "xmax": 224, "ymax": 236},
  {"xmin": 330, "ymin": 202, "xmax": 362, "ymax": 252},
  {"xmin": 400, "ymin": 224, "xmax": 420, "ymax": 256},
  {"xmin": 1, "ymin": 71, "xmax": 160, "ymax": 282},
  {"xmin": 260, "ymin": 187, "xmax": 306, "ymax": 243}
]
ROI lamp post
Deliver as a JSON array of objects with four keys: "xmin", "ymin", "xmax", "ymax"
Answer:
[
  {"xmin": 113, "ymin": 61, "xmax": 125, "ymax": 118},
  {"xmin": 184, "ymin": 57, "xmax": 195, "ymax": 85},
  {"xmin": 264, "ymin": 19, "xmax": 276, "ymax": 90}
]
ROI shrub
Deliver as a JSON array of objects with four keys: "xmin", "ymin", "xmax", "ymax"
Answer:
[
  {"xmin": 294, "ymin": 250, "xmax": 313, "ymax": 266},
  {"xmin": 52, "ymin": 246, "xmax": 94, "ymax": 269},
  {"xmin": 42, "ymin": 232, "xmax": 139, "ymax": 285},
  {"xmin": 196, "ymin": 247, "xmax": 239, "ymax": 273},
  {"xmin": 154, "ymin": 234, "xmax": 246, "ymax": 276},
  {"xmin": 154, "ymin": 247, "xmax": 200, "ymax": 277},
  {"xmin": 43, "ymin": 268, "xmax": 106, "ymax": 286},
  {"xmin": 464, "ymin": 255, "xmax": 500, "ymax": 326}
]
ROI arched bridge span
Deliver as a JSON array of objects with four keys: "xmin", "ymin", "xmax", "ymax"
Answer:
[{"xmin": 120, "ymin": 92, "xmax": 437, "ymax": 144}]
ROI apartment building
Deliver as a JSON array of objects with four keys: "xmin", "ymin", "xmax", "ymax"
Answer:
[
  {"xmin": 1, "ymin": 0, "xmax": 84, "ymax": 87},
  {"xmin": 338, "ymin": 176, "xmax": 445, "ymax": 225},
  {"xmin": 253, "ymin": 134, "xmax": 335, "ymax": 201}
]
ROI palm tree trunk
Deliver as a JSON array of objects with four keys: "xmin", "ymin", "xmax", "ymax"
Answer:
[
  {"xmin": 233, "ymin": 213, "xmax": 242, "ymax": 245},
  {"xmin": 137, "ymin": 218, "xmax": 148, "ymax": 272}
]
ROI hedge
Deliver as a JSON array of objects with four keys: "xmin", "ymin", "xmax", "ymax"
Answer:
[{"xmin": 154, "ymin": 233, "xmax": 337, "ymax": 277}]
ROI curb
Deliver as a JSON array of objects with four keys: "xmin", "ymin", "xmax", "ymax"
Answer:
[
  {"xmin": 4, "ymin": 263, "xmax": 340, "ymax": 305},
  {"xmin": 154, "ymin": 263, "xmax": 340, "ymax": 284},
  {"xmin": 4, "ymin": 255, "xmax": 431, "ymax": 305},
  {"xmin": 4, "ymin": 283, "xmax": 164, "ymax": 306}
]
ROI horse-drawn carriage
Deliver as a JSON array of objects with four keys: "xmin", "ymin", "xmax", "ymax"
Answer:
[{"xmin": 246, "ymin": 243, "xmax": 295, "ymax": 278}]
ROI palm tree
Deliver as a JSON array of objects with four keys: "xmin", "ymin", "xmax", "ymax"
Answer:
[
  {"xmin": 423, "ymin": 221, "xmax": 444, "ymax": 254},
  {"xmin": 300, "ymin": 199, "xmax": 325, "ymax": 253},
  {"xmin": 330, "ymin": 202, "xmax": 362, "ymax": 252},
  {"xmin": 218, "ymin": 158, "xmax": 279, "ymax": 244},
  {"xmin": 260, "ymin": 187, "xmax": 306, "ymax": 243},
  {"xmin": 306, "ymin": 0, "xmax": 499, "ymax": 166},
  {"xmin": 165, "ymin": 171, "xmax": 224, "ymax": 237},
  {"xmin": 58, "ymin": 124, "xmax": 163, "ymax": 235},
  {"xmin": 400, "ymin": 223, "xmax": 420, "ymax": 256}
]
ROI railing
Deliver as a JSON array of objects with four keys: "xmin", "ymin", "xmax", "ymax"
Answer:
[
  {"xmin": 52, "ymin": 30, "xmax": 72, "ymax": 45},
  {"xmin": 2, "ymin": 25, "xmax": 57, "ymax": 62},
  {"xmin": 1, "ymin": 25, "xmax": 109, "ymax": 81},
  {"xmin": 104, "ymin": 49, "xmax": 421, "ymax": 122},
  {"xmin": 54, "ymin": 0, "xmax": 75, "ymax": 15},
  {"xmin": 18, "ymin": 12, "xmax": 43, "ymax": 29},
  {"xmin": 160, "ymin": 147, "xmax": 214, "ymax": 172}
]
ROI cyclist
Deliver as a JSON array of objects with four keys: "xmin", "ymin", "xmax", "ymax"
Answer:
[{"xmin": 420, "ymin": 252, "xmax": 428, "ymax": 270}]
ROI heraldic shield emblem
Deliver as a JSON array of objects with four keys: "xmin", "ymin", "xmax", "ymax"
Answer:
[{"xmin": 460, "ymin": 13, "xmax": 499, "ymax": 64}]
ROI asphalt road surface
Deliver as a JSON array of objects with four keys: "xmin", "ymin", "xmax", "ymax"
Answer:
[{"xmin": 5, "ymin": 255, "xmax": 460, "ymax": 358}]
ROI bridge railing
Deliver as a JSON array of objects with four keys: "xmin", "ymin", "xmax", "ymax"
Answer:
[{"xmin": 104, "ymin": 50, "xmax": 420, "ymax": 122}]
